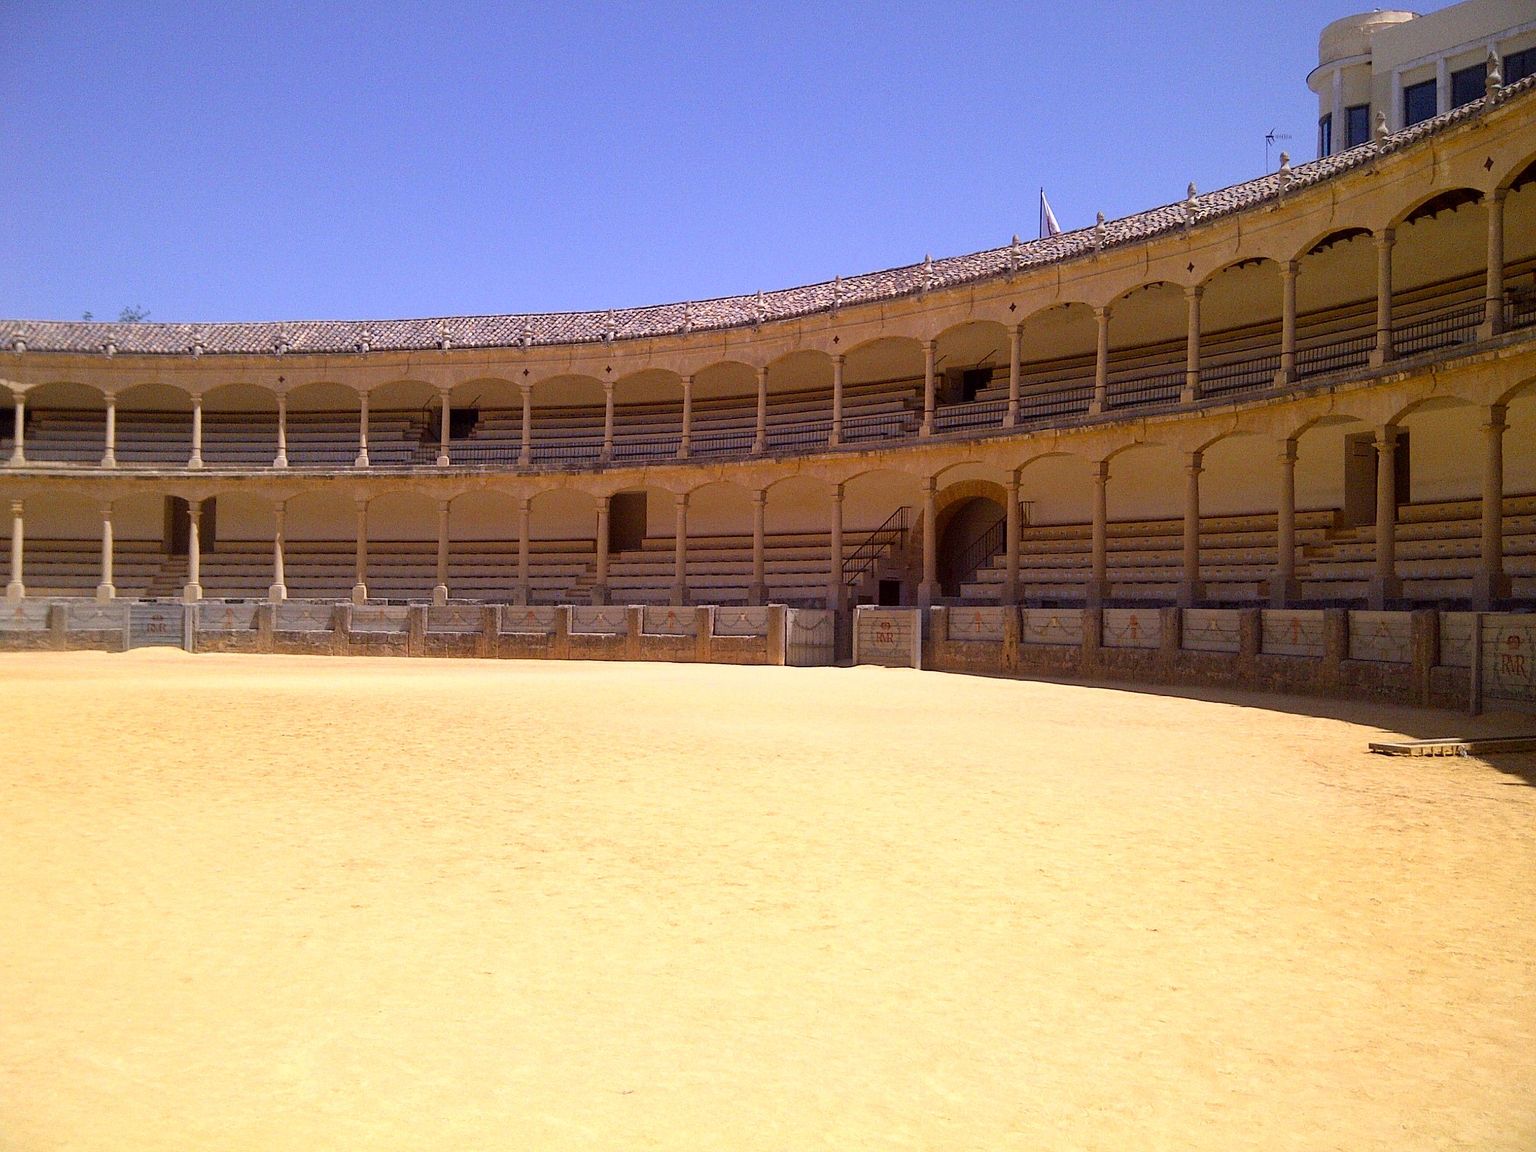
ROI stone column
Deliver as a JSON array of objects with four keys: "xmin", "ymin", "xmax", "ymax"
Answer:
[
  {"xmin": 1183, "ymin": 285, "xmax": 1203, "ymax": 403},
  {"xmin": 519, "ymin": 382, "xmax": 533, "ymax": 467},
  {"xmin": 355, "ymin": 391, "xmax": 370, "ymax": 468},
  {"xmin": 96, "ymin": 504, "xmax": 115, "ymax": 601},
  {"xmin": 1004, "ymin": 472, "xmax": 1021, "ymax": 606},
  {"xmin": 433, "ymin": 499, "xmax": 450, "ymax": 605},
  {"xmin": 1089, "ymin": 460, "xmax": 1110, "ymax": 606},
  {"xmin": 672, "ymin": 492, "xmax": 689, "ymax": 605},
  {"xmin": 1279, "ymin": 260, "xmax": 1298, "ymax": 385},
  {"xmin": 593, "ymin": 495, "xmax": 610, "ymax": 605},
  {"xmin": 600, "ymin": 382, "xmax": 615, "ymax": 463},
  {"xmin": 1370, "ymin": 426, "xmax": 1401, "ymax": 608},
  {"xmin": 437, "ymin": 390, "xmax": 452, "ymax": 467},
  {"xmin": 1180, "ymin": 449, "xmax": 1204, "ymax": 606},
  {"xmin": 269, "ymin": 500, "xmax": 288, "ymax": 602},
  {"xmin": 102, "ymin": 394, "xmax": 117, "ymax": 467},
  {"xmin": 184, "ymin": 500, "xmax": 203, "ymax": 603},
  {"xmin": 8, "ymin": 393, "xmax": 24, "ymax": 466},
  {"xmin": 750, "ymin": 489, "xmax": 767, "ymax": 606},
  {"xmin": 677, "ymin": 375, "xmax": 692, "ymax": 459},
  {"xmin": 273, "ymin": 392, "xmax": 288, "ymax": 468},
  {"xmin": 830, "ymin": 356, "xmax": 844, "ymax": 446},
  {"xmin": 352, "ymin": 497, "xmax": 368, "ymax": 604},
  {"xmin": 1272, "ymin": 439, "xmax": 1299, "ymax": 607},
  {"xmin": 1091, "ymin": 307, "xmax": 1110, "ymax": 414},
  {"xmin": 5, "ymin": 499, "xmax": 21, "ymax": 600},
  {"xmin": 753, "ymin": 366, "xmax": 768, "ymax": 454},
  {"xmin": 827, "ymin": 483, "xmax": 844, "ymax": 611},
  {"xmin": 918, "ymin": 476, "xmax": 938, "ymax": 607},
  {"xmin": 189, "ymin": 394, "xmax": 204, "ymax": 469},
  {"xmin": 920, "ymin": 340, "xmax": 936, "ymax": 437},
  {"xmin": 1371, "ymin": 228, "xmax": 1395, "ymax": 366},
  {"xmin": 1005, "ymin": 323, "xmax": 1022, "ymax": 427},
  {"xmin": 515, "ymin": 496, "xmax": 531, "ymax": 606},
  {"xmin": 1484, "ymin": 187, "xmax": 1506, "ymax": 338},
  {"xmin": 1476, "ymin": 403, "xmax": 1508, "ymax": 608}
]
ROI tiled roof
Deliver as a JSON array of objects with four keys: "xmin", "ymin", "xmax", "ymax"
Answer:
[{"xmin": 5, "ymin": 78, "xmax": 1530, "ymax": 358}]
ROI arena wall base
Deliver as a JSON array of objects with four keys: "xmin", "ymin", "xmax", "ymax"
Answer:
[{"xmin": 0, "ymin": 599, "xmax": 1523, "ymax": 712}]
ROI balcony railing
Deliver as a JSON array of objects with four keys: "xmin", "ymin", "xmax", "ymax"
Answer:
[{"xmin": 1393, "ymin": 301, "xmax": 1484, "ymax": 357}]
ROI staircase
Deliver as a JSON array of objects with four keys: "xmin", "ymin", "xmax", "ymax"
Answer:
[{"xmin": 143, "ymin": 554, "xmax": 188, "ymax": 599}]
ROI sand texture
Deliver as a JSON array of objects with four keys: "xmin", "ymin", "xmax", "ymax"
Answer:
[{"xmin": 2, "ymin": 651, "xmax": 1534, "ymax": 1150}]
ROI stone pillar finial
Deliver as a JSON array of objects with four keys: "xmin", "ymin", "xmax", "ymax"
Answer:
[
  {"xmin": 1487, "ymin": 47, "xmax": 1503, "ymax": 101},
  {"xmin": 1374, "ymin": 110, "xmax": 1389, "ymax": 143}
]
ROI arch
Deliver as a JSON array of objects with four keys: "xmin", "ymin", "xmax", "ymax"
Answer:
[
  {"xmin": 932, "ymin": 480, "xmax": 1009, "ymax": 599},
  {"xmin": 448, "ymin": 376, "xmax": 521, "ymax": 409},
  {"xmin": 1389, "ymin": 186, "xmax": 1484, "ymax": 231},
  {"xmin": 284, "ymin": 380, "xmax": 359, "ymax": 411},
  {"xmin": 1293, "ymin": 225, "xmax": 1375, "ymax": 262},
  {"xmin": 116, "ymin": 381, "xmax": 192, "ymax": 410}
]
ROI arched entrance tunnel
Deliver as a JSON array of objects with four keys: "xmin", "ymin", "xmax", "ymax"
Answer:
[{"xmin": 937, "ymin": 494, "xmax": 1007, "ymax": 598}]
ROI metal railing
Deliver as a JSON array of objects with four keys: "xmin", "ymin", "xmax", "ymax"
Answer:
[
  {"xmin": 843, "ymin": 505, "xmax": 911, "ymax": 592},
  {"xmin": 1202, "ymin": 353, "xmax": 1281, "ymax": 399},
  {"xmin": 841, "ymin": 410, "xmax": 914, "ymax": 443},
  {"xmin": 1509, "ymin": 291, "xmax": 1536, "ymax": 332},
  {"xmin": 1017, "ymin": 381, "xmax": 1094, "ymax": 422},
  {"xmin": 1393, "ymin": 301, "xmax": 1484, "ymax": 356},
  {"xmin": 952, "ymin": 515, "xmax": 1007, "ymax": 589},
  {"xmin": 1296, "ymin": 332, "xmax": 1374, "ymax": 379},
  {"xmin": 933, "ymin": 398, "xmax": 1007, "ymax": 432},
  {"xmin": 1106, "ymin": 370, "xmax": 1183, "ymax": 410}
]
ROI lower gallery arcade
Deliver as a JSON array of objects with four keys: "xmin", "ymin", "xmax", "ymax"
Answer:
[{"xmin": 4, "ymin": 352, "xmax": 1534, "ymax": 614}]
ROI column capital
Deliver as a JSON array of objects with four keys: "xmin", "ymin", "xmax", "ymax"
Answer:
[
  {"xmin": 679, "ymin": 374, "xmax": 692, "ymax": 389},
  {"xmin": 355, "ymin": 494, "xmax": 369, "ymax": 512},
  {"xmin": 1006, "ymin": 472, "xmax": 1020, "ymax": 494},
  {"xmin": 752, "ymin": 489, "xmax": 767, "ymax": 506},
  {"xmin": 438, "ymin": 499, "xmax": 451, "ymax": 515},
  {"xmin": 519, "ymin": 380, "xmax": 533, "ymax": 398},
  {"xmin": 1281, "ymin": 258, "xmax": 1298, "ymax": 276},
  {"xmin": 830, "ymin": 482, "xmax": 844, "ymax": 503},
  {"xmin": 922, "ymin": 475, "xmax": 938, "ymax": 495},
  {"xmin": 596, "ymin": 493, "xmax": 611, "ymax": 510},
  {"xmin": 921, "ymin": 338, "xmax": 936, "ymax": 354},
  {"xmin": 755, "ymin": 364, "xmax": 768, "ymax": 380},
  {"xmin": 1484, "ymin": 402, "xmax": 1508, "ymax": 432},
  {"xmin": 1184, "ymin": 283, "xmax": 1204, "ymax": 301},
  {"xmin": 10, "ymin": 499, "xmax": 23, "ymax": 516},
  {"xmin": 1376, "ymin": 227, "xmax": 1395, "ymax": 248},
  {"xmin": 675, "ymin": 491, "xmax": 689, "ymax": 510},
  {"xmin": 1278, "ymin": 437, "xmax": 1298, "ymax": 464},
  {"xmin": 831, "ymin": 352, "xmax": 845, "ymax": 367},
  {"xmin": 1186, "ymin": 448, "xmax": 1204, "ymax": 469},
  {"xmin": 1094, "ymin": 459, "xmax": 1111, "ymax": 482},
  {"xmin": 1093, "ymin": 304, "xmax": 1111, "ymax": 321}
]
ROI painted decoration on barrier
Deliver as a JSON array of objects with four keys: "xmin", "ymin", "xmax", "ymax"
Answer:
[
  {"xmin": 713, "ymin": 607, "xmax": 770, "ymax": 637},
  {"xmin": 1481, "ymin": 614, "xmax": 1536, "ymax": 709},
  {"xmin": 499, "ymin": 605, "xmax": 557, "ymax": 635},
  {"xmin": 350, "ymin": 605, "xmax": 410, "ymax": 634},
  {"xmin": 1438, "ymin": 612, "xmax": 1474, "ymax": 669},
  {"xmin": 67, "ymin": 602, "xmax": 130, "ymax": 632},
  {"xmin": 1348, "ymin": 611, "xmax": 1412, "ymax": 664},
  {"xmin": 426, "ymin": 605, "xmax": 484, "ymax": 634},
  {"xmin": 1102, "ymin": 608, "xmax": 1160, "ymax": 650},
  {"xmin": 570, "ymin": 606, "xmax": 625, "ymax": 635},
  {"xmin": 643, "ymin": 606, "xmax": 697, "ymax": 636},
  {"xmin": 275, "ymin": 601, "xmax": 337, "ymax": 632},
  {"xmin": 198, "ymin": 602, "xmax": 260, "ymax": 631},
  {"xmin": 1262, "ymin": 609, "xmax": 1325, "ymax": 658},
  {"xmin": 128, "ymin": 602, "xmax": 182, "ymax": 647},
  {"xmin": 786, "ymin": 608, "xmax": 834, "ymax": 666},
  {"xmin": 946, "ymin": 607, "xmax": 1006, "ymax": 642},
  {"xmin": 0, "ymin": 601, "xmax": 50, "ymax": 631},
  {"xmin": 853, "ymin": 607, "xmax": 920, "ymax": 668},
  {"xmin": 1020, "ymin": 608, "xmax": 1082, "ymax": 646},
  {"xmin": 1181, "ymin": 609, "xmax": 1240, "ymax": 653}
]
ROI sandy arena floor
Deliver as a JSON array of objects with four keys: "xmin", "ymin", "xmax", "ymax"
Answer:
[{"xmin": 1, "ymin": 651, "xmax": 1534, "ymax": 1151}]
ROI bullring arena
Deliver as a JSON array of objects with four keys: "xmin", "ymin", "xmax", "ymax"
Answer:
[{"xmin": 4, "ymin": 6, "xmax": 1536, "ymax": 1149}]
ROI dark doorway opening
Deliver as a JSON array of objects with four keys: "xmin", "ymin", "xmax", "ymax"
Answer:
[
  {"xmin": 609, "ymin": 491, "xmax": 647, "ymax": 552},
  {"xmin": 937, "ymin": 496, "xmax": 1006, "ymax": 597},
  {"xmin": 164, "ymin": 497, "xmax": 217, "ymax": 556},
  {"xmin": 1342, "ymin": 431, "xmax": 1410, "ymax": 527},
  {"xmin": 877, "ymin": 578, "xmax": 903, "ymax": 607}
]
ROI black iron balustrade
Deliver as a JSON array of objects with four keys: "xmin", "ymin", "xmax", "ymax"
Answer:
[
  {"xmin": 1202, "ymin": 354, "xmax": 1282, "ymax": 399},
  {"xmin": 1106, "ymin": 370, "xmax": 1183, "ymax": 410},
  {"xmin": 767, "ymin": 419, "xmax": 834, "ymax": 452},
  {"xmin": 1296, "ymin": 332, "xmax": 1374, "ymax": 379},
  {"xmin": 842, "ymin": 505, "xmax": 911, "ymax": 593},
  {"xmin": 933, "ymin": 398, "xmax": 1008, "ymax": 432},
  {"xmin": 689, "ymin": 427, "xmax": 756, "ymax": 457},
  {"xmin": 1016, "ymin": 381, "xmax": 1094, "ymax": 423},
  {"xmin": 841, "ymin": 410, "xmax": 915, "ymax": 443},
  {"xmin": 1509, "ymin": 290, "xmax": 1536, "ymax": 331},
  {"xmin": 952, "ymin": 515, "xmax": 1008, "ymax": 589},
  {"xmin": 613, "ymin": 433, "xmax": 683, "ymax": 461},
  {"xmin": 422, "ymin": 439, "xmax": 522, "ymax": 466},
  {"xmin": 1393, "ymin": 301, "xmax": 1485, "ymax": 356}
]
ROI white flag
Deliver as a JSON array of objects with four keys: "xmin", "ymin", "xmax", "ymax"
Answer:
[{"xmin": 1039, "ymin": 189, "xmax": 1061, "ymax": 238}]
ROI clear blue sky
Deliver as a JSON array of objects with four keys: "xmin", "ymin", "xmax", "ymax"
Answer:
[{"xmin": 0, "ymin": 2, "xmax": 1418, "ymax": 323}]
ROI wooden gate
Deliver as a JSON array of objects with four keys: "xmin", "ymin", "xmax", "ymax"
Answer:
[
  {"xmin": 129, "ymin": 602, "xmax": 185, "ymax": 649},
  {"xmin": 785, "ymin": 608, "xmax": 835, "ymax": 666}
]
